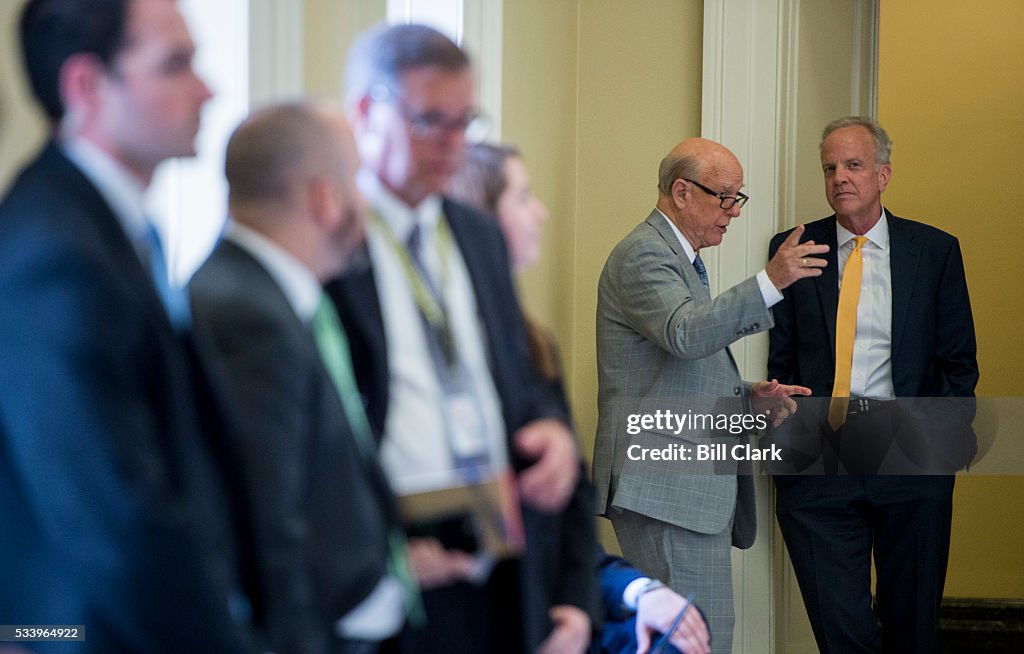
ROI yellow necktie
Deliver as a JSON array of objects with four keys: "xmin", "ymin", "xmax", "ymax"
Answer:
[{"xmin": 828, "ymin": 236, "xmax": 868, "ymax": 431}]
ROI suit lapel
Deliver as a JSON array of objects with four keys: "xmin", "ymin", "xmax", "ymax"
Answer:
[
  {"xmin": 649, "ymin": 210, "xmax": 739, "ymax": 372},
  {"xmin": 44, "ymin": 144, "xmax": 172, "ymax": 330},
  {"xmin": 887, "ymin": 212, "xmax": 918, "ymax": 360},
  {"xmin": 810, "ymin": 216, "xmax": 840, "ymax": 365},
  {"xmin": 646, "ymin": 209, "xmax": 710, "ymax": 302},
  {"xmin": 330, "ymin": 252, "xmax": 390, "ymax": 432},
  {"xmin": 442, "ymin": 199, "xmax": 502, "ymax": 370}
]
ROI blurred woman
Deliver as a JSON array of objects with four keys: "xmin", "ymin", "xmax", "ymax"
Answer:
[
  {"xmin": 448, "ymin": 144, "xmax": 558, "ymax": 382},
  {"xmin": 448, "ymin": 144, "xmax": 710, "ymax": 654}
]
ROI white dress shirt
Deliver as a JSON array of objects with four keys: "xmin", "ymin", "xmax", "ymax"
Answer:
[
  {"xmin": 359, "ymin": 171, "xmax": 509, "ymax": 495},
  {"xmin": 225, "ymin": 221, "xmax": 407, "ymax": 641},
  {"xmin": 836, "ymin": 212, "xmax": 895, "ymax": 399},
  {"xmin": 657, "ymin": 208, "xmax": 783, "ymax": 307},
  {"xmin": 62, "ymin": 137, "xmax": 150, "ymax": 259},
  {"xmin": 224, "ymin": 221, "xmax": 321, "ymax": 321}
]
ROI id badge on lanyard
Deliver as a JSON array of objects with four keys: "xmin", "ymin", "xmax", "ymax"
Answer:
[{"xmin": 440, "ymin": 362, "xmax": 492, "ymax": 483}]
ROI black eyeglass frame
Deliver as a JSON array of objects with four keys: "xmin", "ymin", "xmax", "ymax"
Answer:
[{"xmin": 683, "ymin": 178, "xmax": 750, "ymax": 209}]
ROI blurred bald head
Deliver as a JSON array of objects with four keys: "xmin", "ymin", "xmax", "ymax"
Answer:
[{"xmin": 225, "ymin": 101, "xmax": 366, "ymax": 279}]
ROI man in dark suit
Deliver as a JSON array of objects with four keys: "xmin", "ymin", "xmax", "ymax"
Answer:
[
  {"xmin": 190, "ymin": 102, "xmax": 408, "ymax": 654},
  {"xmin": 767, "ymin": 116, "xmax": 979, "ymax": 653},
  {"xmin": 0, "ymin": 0, "xmax": 256, "ymax": 651},
  {"xmin": 326, "ymin": 23, "xmax": 595, "ymax": 653}
]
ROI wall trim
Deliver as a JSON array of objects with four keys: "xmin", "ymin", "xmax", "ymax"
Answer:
[
  {"xmin": 249, "ymin": 0, "xmax": 304, "ymax": 106},
  {"xmin": 461, "ymin": 0, "xmax": 504, "ymax": 139},
  {"xmin": 701, "ymin": 1, "xmax": 786, "ymax": 651}
]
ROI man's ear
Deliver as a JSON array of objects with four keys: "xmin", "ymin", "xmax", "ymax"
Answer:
[
  {"xmin": 309, "ymin": 176, "xmax": 342, "ymax": 230},
  {"xmin": 877, "ymin": 162, "xmax": 892, "ymax": 194},
  {"xmin": 672, "ymin": 178, "xmax": 689, "ymax": 208},
  {"xmin": 59, "ymin": 53, "xmax": 106, "ymax": 122}
]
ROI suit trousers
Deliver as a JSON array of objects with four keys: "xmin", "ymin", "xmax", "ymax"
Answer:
[
  {"xmin": 611, "ymin": 508, "xmax": 735, "ymax": 653},
  {"xmin": 383, "ymin": 558, "xmax": 524, "ymax": 654},
  {"xmin": 775, "ymin": 475, "xmax": 954, "ymax": 653}
]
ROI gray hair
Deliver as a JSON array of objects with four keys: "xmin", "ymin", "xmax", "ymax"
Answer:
[
  {"xmin": 657, "ymin": 152, "xmax": 702, "ymax": 196},
  {"xmin": 820, "ymin": 116, "xmax": 893, "ymax": 166},
  {"xmin": 344, "ymin": 23, "xmax": 470, "ymax": 107}
]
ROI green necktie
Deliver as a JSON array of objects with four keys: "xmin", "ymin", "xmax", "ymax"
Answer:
[{"xmin": 312, "ymin": 294, "xmax": 424, "ymax": 625}]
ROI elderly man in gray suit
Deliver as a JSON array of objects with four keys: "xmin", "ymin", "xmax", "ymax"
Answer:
[{"xmin": 593, "ymin": 137, "xmax": 824, "ymax": 651}]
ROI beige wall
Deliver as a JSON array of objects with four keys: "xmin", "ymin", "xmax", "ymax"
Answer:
[
  {"xmin": 500, "ymin": 0, "xmax": 580, "ymax": 364},
  {"xmin": 303, "ymin": 0, "xmax": 384, "ymax": 100},
  {"xmin": 501, "ymin": 0, "xmax": 704, "ymax": 550},
  {"xmin": 879, "ymin": 0, "xmax": 1024, "ymax": 600},
  {"xmin": 569, "ymin": 1, "xmax": 704, "ymax": 468},
  {"xmin": 0, "ymin": 0, "xmax": 46, "ymax": 195}
]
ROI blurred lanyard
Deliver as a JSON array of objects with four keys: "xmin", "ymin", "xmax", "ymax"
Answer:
[{"xmin": 374, "ymin": 212, "xmax": 491, "ymax": 481}]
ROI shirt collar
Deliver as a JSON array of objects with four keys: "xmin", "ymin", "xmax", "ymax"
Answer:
[
  {"xmin": 656, "ymin": 207, "xmax": 697, "ymax": 263},
  {"xmin": 358, "ymin": 169, "xmax": 442, "ymax": 240},
  {"xmin": 836, "ymin": 209, "xmax": 889, "ymax": 251},
  {"xmin": 224, "ymin": 220, "xmax": 323, "ymax": 322},
  {"xmin": 61, "ymin": 136, "xmax": 149, "ymax": 245}
]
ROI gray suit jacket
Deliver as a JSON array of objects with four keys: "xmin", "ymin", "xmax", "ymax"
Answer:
[{"xmin": 592, "ymin": 210, "xmax": 773, "ymax": 547}]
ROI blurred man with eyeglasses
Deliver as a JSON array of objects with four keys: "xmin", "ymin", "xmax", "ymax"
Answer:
[
  {"xmin": 593, "ymin": 137, "xmax": 821, "ymax": 651},
  {"xmin": 325, "ymin": 23, "xmax": 597, "ymax": 653}
]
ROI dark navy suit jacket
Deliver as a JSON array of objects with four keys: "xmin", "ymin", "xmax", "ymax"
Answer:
[
  {"xmin": 0, "ymin": 144, "xmax": 255, "ymax": 653},
  {"xmin": 767, "ymin": 211, "xmax": 979, "ymax": 474},
  {"xmin": 191, "ymin": 239, "xmax": 400, "ymax": 654}
]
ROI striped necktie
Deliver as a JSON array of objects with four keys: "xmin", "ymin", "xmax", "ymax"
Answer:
[{"xmin": 692, "ymin": 254, "xmax": 710, "ymax": 290}]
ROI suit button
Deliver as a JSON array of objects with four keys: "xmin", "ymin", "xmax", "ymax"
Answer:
[
  {"xmin": 753, "ymin": 322, "xmax": 760, "ymax": 329},
  {"xmin": 734, "ymin": 386, "xmax": 741, "ymax": 395}
]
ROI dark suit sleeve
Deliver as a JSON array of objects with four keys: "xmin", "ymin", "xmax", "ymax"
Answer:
[
  {"xmin": 0, "ymin": 236, "xmax": 254, "ymax": 652},
  {"xmin": 552, "ymin": 474, "xmax": 600, "ymax": 612},
  {"xmin": 191, "ymin": 292, "xmax": 327, "ymax": 654},
  {"xmin": 767, "ymin": 229, "xmax": 800, "ymax": 385},
  {"xmin": 597, "ymin": 548, "xmax": 646, "ymax": 622},
  {"xmin": 934, "ymin": 238, "xmax": 978, "ymax": 397}
]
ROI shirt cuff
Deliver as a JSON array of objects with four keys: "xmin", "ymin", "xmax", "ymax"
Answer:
[
  {"xmin": 757, "ymin": 269, "xmax": 784, "ymax": 308},
  {"xmin": 622, "ymin": 576, "xmax": 652, "ymax": 612}
]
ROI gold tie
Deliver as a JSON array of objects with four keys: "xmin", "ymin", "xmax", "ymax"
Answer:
[{"xmin": 828, "ymin": 236, "xmax": 868, "ymax": 431}]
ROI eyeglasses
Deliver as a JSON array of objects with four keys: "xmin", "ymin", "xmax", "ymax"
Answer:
[
  {"xmin": 371, "ymin": 84, "xmax": 490, "ymax": 143},
  {"xmin": 683, "ymin": 178, "xmax": 750, "ymax": 209}
]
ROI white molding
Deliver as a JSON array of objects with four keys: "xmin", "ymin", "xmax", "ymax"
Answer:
[
  {"xmin": 700, "ymin": 0, "xmax": 781, "ymax": 380},
  {"xmin": 702, "ymin": 2, "xmax": 784, "ymax": 652},
  {"xmin": 249, "ymin": 0, "xmax": 304, "ymax": 106},
  {"xmin": 858, "ymin": 0, "xmax": 880, "ymax": 117},
  {"xmin": 461, "ymin": 0, "xmax": 503, "ymax": 139},
  {"xmin": 778, "ymin": 0, "xmax": 801, "ymax": 235},
  {"xmin": 703, "ymin": 2, "xmax": 880, "ymax": 651}
]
